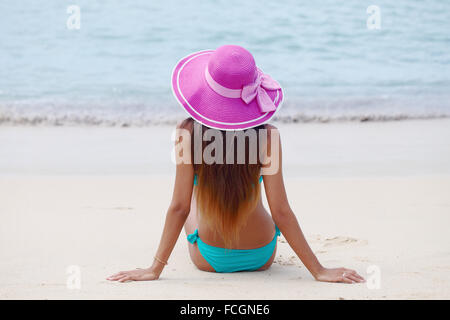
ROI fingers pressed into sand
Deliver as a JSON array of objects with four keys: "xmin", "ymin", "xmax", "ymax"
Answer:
[
  {"xmin": 118, "ymin": 276, "xmax": 132, "ymax": 283},
  {"xmin": 340, "ymin": 276, "xmax": 354, "ymax": 284},
  {"xmin": 107, "ymin": 274, "xmax": 124, "ymax": 281},
  {"xmin": 347, "ymin": 274, "xmax": 363, "ymax": 283},
  {"xmin": 345, "ymin": 269, "xmax": 356, "ymax": 275},
  {"xmin": 112, "ymin": 273, "xmax": 129, "ymax": 282},
  {"xmin": 108, "ymin": 271, "xmax": 124, "ymax": 279},
  {"xmin": 118, "ymin": 274, "xmax": 132, "ymax": 281},
  {"xmin": 347, "ymin": 269, "xmax": 365, "ymax": 281},
  {"xmin": 353, "ymin": 273, "xmax": 365, "ymax": 282}
]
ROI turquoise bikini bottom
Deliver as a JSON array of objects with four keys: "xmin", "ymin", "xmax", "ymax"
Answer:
[{"xmin": 187, "ymin": 225, "xmax": 280, "ymax": 273}]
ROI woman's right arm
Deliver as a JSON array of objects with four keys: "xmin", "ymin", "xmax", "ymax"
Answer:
[
  {"xmin": 262, "ymin": 125, "xmax": 364, "ymax": 284},
  {"xmin": 107, "ymin": 121, "xmax": 194, "ymax": 282}
]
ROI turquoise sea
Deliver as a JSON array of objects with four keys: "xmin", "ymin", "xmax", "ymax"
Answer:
[{"xmin": 1, "ymin": 0, "xmax": 450, "ymax": 125}]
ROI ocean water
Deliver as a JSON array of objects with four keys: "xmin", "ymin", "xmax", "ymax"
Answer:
[{"xmin": 1, "ymin": 0, "xmax": 450, "ymax": 126}]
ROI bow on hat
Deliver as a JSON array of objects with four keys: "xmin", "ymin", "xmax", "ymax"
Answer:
[
  {"xmin": 241, "ymin": 71, "xmax": 281, "ymax": 113},
  {"xmin": 205, "ymin": 67, "xmax": 281, "ymax": 114}
]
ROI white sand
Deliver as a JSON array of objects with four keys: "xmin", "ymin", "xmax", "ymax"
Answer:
[{"xmin": 1, "ymin": 119, "xmax": 450, "ymax": 299}]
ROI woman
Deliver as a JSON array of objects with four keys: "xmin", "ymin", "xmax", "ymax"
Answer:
[{"xmin": 107, "ymin": 45, "xmax": 364, "ymax": 284}]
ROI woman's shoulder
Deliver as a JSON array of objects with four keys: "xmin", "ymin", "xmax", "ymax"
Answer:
[
  {"xmin": 176, "ymin": 118, "xmax": 194, "ymax": 131},
  {"xmin": 263, "ymin": 123, "xmax": 280, "ymax": 140},
  {"xmin": 264, "ymin": 123, "xmax": 278, "ymax": 131}
]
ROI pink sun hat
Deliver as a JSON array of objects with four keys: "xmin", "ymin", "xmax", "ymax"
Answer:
[{"xmin": 171, "ymin": 45, "xmax": 284, "ymax": 130}]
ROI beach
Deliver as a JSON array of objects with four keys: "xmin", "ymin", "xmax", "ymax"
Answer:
[
  {"xmin": 1, "ymin": 119, "xmax": 449, "ymax": 299},
  {"xmin": 2, "ymin": 0, "xmax": 450, "ymax": 302}
]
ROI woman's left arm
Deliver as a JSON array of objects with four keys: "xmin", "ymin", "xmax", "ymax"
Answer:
[{"xmin": 108, "ymin": 129, "xmax": 194, "ymax": 282}]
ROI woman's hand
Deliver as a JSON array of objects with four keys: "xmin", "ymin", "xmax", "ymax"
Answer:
[
  {"xmin": 314, "ymin": 267, "xmax": 365, "ymax": 284},
  {"xmin": 107, "ymin": 267, "xmax": 160, "ymax": 282}
]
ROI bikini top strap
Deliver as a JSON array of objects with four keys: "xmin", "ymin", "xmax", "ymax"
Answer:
[
  {"xmin": 193, "ymin": 173, "xmax": 198, "ymax": 186},
  {"xmin": 187, "ymin": 229, "xmax": 199, "ymax": 244},
  {"xmin": 275, "ymin": 225, "xmax": 281, "ymax": 237}
]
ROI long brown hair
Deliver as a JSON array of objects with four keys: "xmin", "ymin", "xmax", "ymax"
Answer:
[{"xmin": 180, "ymin": 118, "xmax": 265, "ymax": 248}]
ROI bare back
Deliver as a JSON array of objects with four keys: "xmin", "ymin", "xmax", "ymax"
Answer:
[{"xmin": 192, "ymin": 196, "xmax": 277, "ymax": 249}]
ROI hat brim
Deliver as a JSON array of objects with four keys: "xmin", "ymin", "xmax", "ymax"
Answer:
[{"xmin": 171, "ymin": 50, "xmax": 283, "ymax": 130}]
